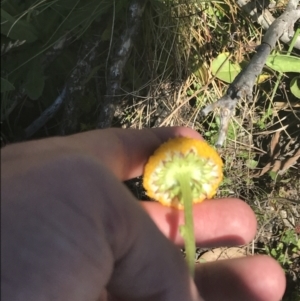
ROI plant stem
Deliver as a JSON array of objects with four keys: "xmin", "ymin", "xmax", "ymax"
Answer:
[{"xmin": 178, "ymin": 173, "xmax": 195, "ymax": 277}]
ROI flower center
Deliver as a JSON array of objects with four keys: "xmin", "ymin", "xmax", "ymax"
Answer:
[{"xmin": 150, "ymin": 149, "xmax": 220, "ymax": 204}]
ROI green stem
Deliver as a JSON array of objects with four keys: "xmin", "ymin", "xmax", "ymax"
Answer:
[{"xmin": 177, "ymin": 173, "xmax": 195, "ymax": 277}]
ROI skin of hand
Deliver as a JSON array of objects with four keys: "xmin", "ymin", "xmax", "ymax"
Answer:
[{"xmin": 1, "ymin": 127, "xmax": 286, "ymax": 301}]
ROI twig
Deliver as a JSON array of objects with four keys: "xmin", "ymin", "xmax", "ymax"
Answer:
[
  {"xmin": 202, "ymin": 0, "xmax": 300, "ymax": 147},
  {"xmin": 261, "ymin": 197, "xmax": 300, "ymax": 205},
  {"xmin": 24, "ymin": 87, "xmax": 67, "ymax": 138},
  {"xmin": 97, "ymin": 0, "xmax": 147, "ymax": 129}
]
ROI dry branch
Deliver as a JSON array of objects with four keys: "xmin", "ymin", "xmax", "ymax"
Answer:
[
  {"xmin": 236, "ymin": 0, "xmax": 300, "ymax": 49},
  {"xmin": 22, "ymin": 0, "xmax": 147, "ymax": 137},
  {"xmin": 60, "ymin": 38, "xmax": 100, "ymax": 135},
  {"xmin": 97, "ymin": 0, "xmax": 146, "ymax": 129},
  {"xmin": 202, "ymin": 0, "xmax": 300, "ymax": 147}
]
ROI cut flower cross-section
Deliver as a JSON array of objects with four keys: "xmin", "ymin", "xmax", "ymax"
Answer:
[{"xmin": 143, "ymin": 137, "xmax": 223, "ymax": 209}]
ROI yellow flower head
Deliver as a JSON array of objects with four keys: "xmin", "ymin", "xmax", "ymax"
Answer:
[{"xmin": 143, "ymin": 137, "xmax": 223, "ymax": 209}]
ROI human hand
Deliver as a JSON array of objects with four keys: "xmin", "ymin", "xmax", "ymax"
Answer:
[{"xmin": 1, "ymin": 127, "xmax": 286, "ymax": 301}]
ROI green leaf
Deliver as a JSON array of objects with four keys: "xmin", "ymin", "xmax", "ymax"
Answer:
[
  {"xmin": 211, "ymin": 52, "xmax": 241, "ymax": 83},
  {"xmin": 271, "ymin": 248, "xmax": 277, "ymax": 256},
  {"xmin": 1, "ymin": 9, "xmax": 38, "ymax": 43},
  {"xmin": 1, "ymin": 78, "xmax": 15, "ymax": 93},
  {"xmin": 269, "ymin": 171, "xmax": 277, "ymax": 180},
  {"xmin": 290, "ymin": 76, "xmax": 300, "ymax": 99},
  {"xmin": 101, "ymin": 27, "xmax": 112, "ymax": 41},
  {"xmin": 246, "ymin": 159, "xmax": 258, "ymax": 169},
  {"xmin": 266, "ymin": 55, "xmax": 300, "ymax": 73},
  {"xmin": 23, "ymin": 59, "xmax": 45, "ymax": 100}
]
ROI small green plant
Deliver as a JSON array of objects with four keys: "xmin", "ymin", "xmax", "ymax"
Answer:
[
  {"xmin": 204, "ymin": 116, "xmax": 237, "ymax": 144},
  {"xmin": 257, "ymin": 107, "xmax": 273, "ymax": 130},
  {"xmin": 264, "ymin": 229, "xmax": 300, "ymax": 268}
]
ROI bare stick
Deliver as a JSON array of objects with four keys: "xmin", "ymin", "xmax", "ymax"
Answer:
[
  {"xmin": 202, "ymin": 0, "xmax": 300, "ymax": 147},
  {"xmin": 97, "ymin": 0, "xmax": 146, "ymax": 129}
]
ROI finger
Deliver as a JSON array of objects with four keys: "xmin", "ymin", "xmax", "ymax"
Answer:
[
  {"xmin": 141, "ymin": 198, "xmax": 257, "ymax": 247},
  {"xmin": 68, "ymin": 127, "xmax": 203, "ymax": 180},
  {"xmin": 2, "ymin": 127, "xmax": 202, "ymax": 181},
  {"xmin": 194, "ymin": 255, "xmax": 286, "ymax": 301}
]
